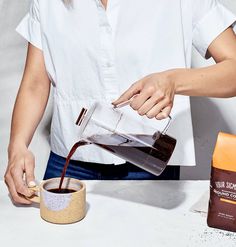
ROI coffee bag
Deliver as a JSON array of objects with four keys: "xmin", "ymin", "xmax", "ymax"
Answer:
[{"xmin": 207, "ymin": 132, "xmax": 236, "ymax": 232}]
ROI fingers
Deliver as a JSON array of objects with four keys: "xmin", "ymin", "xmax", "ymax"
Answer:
[
  {"xmin": 155, "ymin": 104, "xmax": 172, "ymax": 120},
  {"xmin": 25, "ymin": 154, "xmax": 36, "ymax": 187},
  {"xmin": 146, "ymin": 97, "xmax": 172, "ymax": 119},
  {"xmin": 4, "ymin": 173, "xmax": 32, "ymax": 205},
  {"xmin": 135, "ymin": 92, "xmax": 165, "ymax": 115},
  {"xmin": 112, "ymin": 81, "xmax": 143, "ymax": 106},
  {"xmin": 112, "ymin": 74, "xmax": 174, "ymax": 120},
  {"xmin": 10, "ymin": 164, "xmax": 33, "ymax": 198},
  {"xmin": 5, "ymin": 152, "xmax": 35, "ymax": 205}
]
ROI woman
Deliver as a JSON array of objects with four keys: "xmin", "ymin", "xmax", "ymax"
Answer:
[{"xmin": 4, "ymin": 0, "xmax": 236, "ymax": 204}]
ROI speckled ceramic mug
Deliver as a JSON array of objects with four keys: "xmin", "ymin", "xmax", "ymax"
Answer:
[{"xmin": 28, "ymin": 177, "xmax": 86, "ymax": 224}]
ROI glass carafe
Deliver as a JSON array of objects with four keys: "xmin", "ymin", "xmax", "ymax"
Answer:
[{"xmin": 76, "ymin": 102, "xmax": 177, "ymax": 176}]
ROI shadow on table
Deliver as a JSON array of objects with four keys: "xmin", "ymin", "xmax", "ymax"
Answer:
[{"xmin": 89, "ymin": 181, "xmax": 186, "ymax": 209}]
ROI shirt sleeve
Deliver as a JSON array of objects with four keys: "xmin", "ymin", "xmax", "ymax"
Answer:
[
  {"xmin": 16, "ymin": 0, "xmax": 42, "ymax": 50},
  {"xmin": 192, "ymin": 0, "xmax": 236, "ymax": 59}
]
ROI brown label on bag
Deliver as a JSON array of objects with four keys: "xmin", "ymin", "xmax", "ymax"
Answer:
[
  {"xmin": 207, "ymin": 132, "xmax": 236, "ymax": 232},
  {"xmin": 207, "ymin": 166, "xmax": 236, "ymax": 232}
]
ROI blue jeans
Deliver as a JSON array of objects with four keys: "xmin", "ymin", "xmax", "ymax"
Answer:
[{"xmin": 43, "ymin": 151, "xmax": 180, "ymax": 180}]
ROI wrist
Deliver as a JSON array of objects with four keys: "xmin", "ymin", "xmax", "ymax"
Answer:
[
  {"xmin": 165, "ymin": 69, "xmax": 185, "ymax": 94},
  {"xmin": 8, "ymin": 140, "xmax": 27, "ymax": 157}
]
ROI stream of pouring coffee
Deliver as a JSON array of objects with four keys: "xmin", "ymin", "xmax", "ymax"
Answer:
[{"xmin": 58, "ymin": 140, "xmax": 88, "ymax": 191}]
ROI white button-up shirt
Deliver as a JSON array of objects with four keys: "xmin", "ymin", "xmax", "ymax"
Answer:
[{"xmin": 16, "ymin": 0, "xmax": 236, "ymax": 166}]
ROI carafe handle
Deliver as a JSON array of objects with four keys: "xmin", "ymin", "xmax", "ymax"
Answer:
[
  {"xmin": 161, "ymin": 115, "xmax": 172, "ymax": 135},
  {"xmin": 114, "ymin": 98, "xmax": 172, "ymax": 135}
]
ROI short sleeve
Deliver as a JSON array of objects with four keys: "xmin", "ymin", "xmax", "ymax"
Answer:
[
  {"xmin": 16, "ymin": 0, "xmax": 42, "ymax": 50},
  {"xmin": 192, "ymin": 0, "xmax": 236, "ymax": 59}
]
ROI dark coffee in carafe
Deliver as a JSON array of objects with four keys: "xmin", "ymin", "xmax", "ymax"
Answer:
[
  {"xmin": 88, "ymin": 133, "xmax": 176, "ymax": 176},
  {"xmin": 58, "ymin": 132, "xmax": 176, "ymax": 190}
]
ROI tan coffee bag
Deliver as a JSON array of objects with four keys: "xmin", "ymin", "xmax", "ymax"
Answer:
[{"xmin": 207, "ymin": 132, "xmax": 236, "ymax": 232}]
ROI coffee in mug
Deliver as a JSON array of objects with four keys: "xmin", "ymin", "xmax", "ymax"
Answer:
[{"xmin": 28, "ymin": 177, "xmax": 86, "ymax": 224}]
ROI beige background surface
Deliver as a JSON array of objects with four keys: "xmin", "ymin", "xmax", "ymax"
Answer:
[{"xmin": 1, "ymin": 0, "xmax": 236, "ymax": 180}]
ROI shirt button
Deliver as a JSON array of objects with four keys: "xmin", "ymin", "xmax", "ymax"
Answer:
[
  {"xmin": 107, "ymin": 27, "xmax": 112, "ymax": 33},
  {"xmin": 105, "ymin": 61, "xmax": 113, "ymax": 67}
]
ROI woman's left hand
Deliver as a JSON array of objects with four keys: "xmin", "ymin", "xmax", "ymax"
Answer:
[{"xmin": 113, "ymin": 71, "xmax": 176, "ymax": 120}]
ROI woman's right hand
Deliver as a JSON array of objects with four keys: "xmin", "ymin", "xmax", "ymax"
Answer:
[
  {"xmin": 4, "ymin": 44, "xmax": 50, "ymax": 205},
  {"xmin": 4, "ymin": 145, "xmax": 36, "ymax": 204}
]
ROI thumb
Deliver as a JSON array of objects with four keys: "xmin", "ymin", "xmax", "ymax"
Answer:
[
  {"xmin": 25, "ymin": 155, "xmax": 36, "ymax": 187},
  {"xmin": 112, "ymin": 81, "xmax": 142, "ymax": 106}
]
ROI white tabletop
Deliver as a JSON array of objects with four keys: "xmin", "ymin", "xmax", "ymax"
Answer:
[{"xmin": 1, "ymin": 180, "xmax": 236, "ymax": 247}]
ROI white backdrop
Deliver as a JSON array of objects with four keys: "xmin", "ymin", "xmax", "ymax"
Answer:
[{"xmin": 0, "ymin": 0, "xmax": 236, "ymax": 180}]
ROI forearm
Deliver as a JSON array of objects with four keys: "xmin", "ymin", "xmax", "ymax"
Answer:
[
  {"xmin": 8, "ymin": 81, "xmax": 50, "ymax": 154},
  {"xmin": 172, "ymin": 59, "xmax": 236, "ymax": 98}
]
